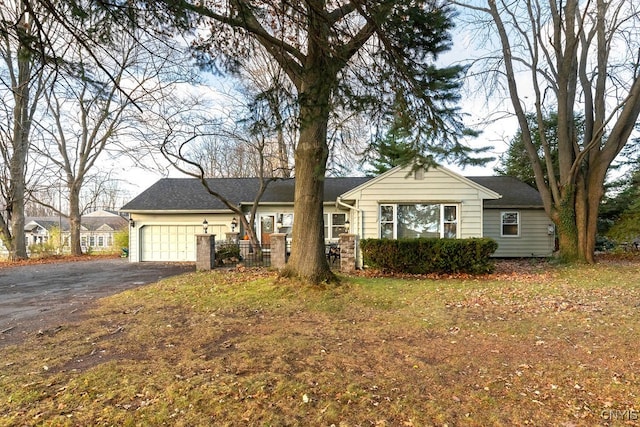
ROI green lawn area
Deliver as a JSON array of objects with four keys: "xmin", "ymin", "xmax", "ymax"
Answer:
[{"xmin": 1, "ymin": 259, "xmax": 639, "ymax": 426}]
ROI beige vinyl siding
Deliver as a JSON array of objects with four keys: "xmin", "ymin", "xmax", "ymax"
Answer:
[
  {"xmin": 346, "ymin": 167, "xmax": 498, "ymax": 240},
  {"xmin": 483, "ymin": 208, "xmax": 555, "ymax": 257}
]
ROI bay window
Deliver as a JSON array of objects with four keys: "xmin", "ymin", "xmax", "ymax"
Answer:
[{"xmin": 379, "ymin": 203, "xmax": 458, "ymax": 239}]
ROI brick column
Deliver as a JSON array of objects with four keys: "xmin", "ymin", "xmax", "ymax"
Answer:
[
  {"xmin": 196, "ymin": 234, "xmax": 216, "ymax": 271},
  {"xmin": 339, "ymin": 233, "xmax": 356, "ymax": 273},
  {"xmin": 270, "ymin": 233, "xmax": 288, "ymax": 269}
]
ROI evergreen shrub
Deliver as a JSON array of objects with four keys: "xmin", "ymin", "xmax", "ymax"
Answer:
[{"xmin": 360, "ymin": 238, "xmax": 498, "ymax": 274}]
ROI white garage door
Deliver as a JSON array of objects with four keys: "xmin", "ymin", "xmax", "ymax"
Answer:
[{"xmin": 140, "ymin": 225, "xmax": 200, "ymax": 262}]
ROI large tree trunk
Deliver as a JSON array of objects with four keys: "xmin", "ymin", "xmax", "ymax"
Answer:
[
  {"xmin": 554, "ymin": 187, "xmax": 579, "ymax": 262},
  {"xmin": 582, "ymin": 161, "xmax": 608, "ymax": 263},
  {"xmin": 281, "ymin": 78, "xmax": 334, "ymax": 283},
  {"xmin": 573, "ymin": 175, "xmax": 589, "ymax": 262},
  {"xmin": 8, "ymin": 190, "xmax": 27, "ymax": 261},
  {"xmin": 68, "ymin": 185, "xmax": 83, "ymax": 256},
  {"xmin": 6, "ymin": 32, "xmax": 32, "ymax": 261}
]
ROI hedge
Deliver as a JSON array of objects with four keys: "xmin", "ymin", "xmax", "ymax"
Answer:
[{"xmin": 360, "ymin": 238, "xmax": 498, "ymax": 274}]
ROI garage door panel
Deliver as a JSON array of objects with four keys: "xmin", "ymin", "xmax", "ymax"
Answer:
[{"xmin": 140, "ymin": 225, "xmax": 199, "ymax": 262}]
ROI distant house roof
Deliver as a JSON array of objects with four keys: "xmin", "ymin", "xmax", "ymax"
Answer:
[
  {"xmin": 120, "ymin": 175, "xmax": 544, "ymax": 212},
  {"xmin": 81, "ymin": 215, "xmax": 128, "ymax": 231},
  {"xmin": 25, "ymin": 212, "xmax": 128, "ymax": 232},
  {"xmin": 83, "ymin": 209, "xmax": 123, "ymax": 218},
  {"xmin": 467, "ymin": 176, "xmax": 544, "ymax": 208},
  {"xmin": 25, "ymin": 218, "xmax": 70, "ymax": 232},
  {"xmin": 120, "ymin": 177, "xmax": 373, "ymax": 212}
]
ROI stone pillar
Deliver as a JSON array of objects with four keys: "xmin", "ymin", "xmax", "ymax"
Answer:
[
  {"xmin": 196, "ymin": 234, "xmax": 216, "ymax": 271},
  {"xmin": 339, "ymin": 233, "xmax": 357, "ymax": 273},
  {"xmin": 270, "ymin": 233, "xmax": 288, "ymax": 270},
  {"xmin": 225, "ymin": 232, "xmax": 240, "ymax": 243}
]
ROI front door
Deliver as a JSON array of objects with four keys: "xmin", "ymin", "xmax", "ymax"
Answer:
[{"xmin": 261, "ymin": 216, "xmax": 275, "ymax": 245}]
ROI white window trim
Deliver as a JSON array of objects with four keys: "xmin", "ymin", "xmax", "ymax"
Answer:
[
  {"xmin": 442, "ymin": 204, "xmax": 459, "ymax": 239},
  {"xmin": 379, "ymin": 204, "xmax": 397, "ymax": 239},
  {"xmin": 324, "ymin": 212, "xmax": 348, "ymax": 241},
  {"xmin": 500, "ymin": 211, "xmax": 521, "ymax": 237}
]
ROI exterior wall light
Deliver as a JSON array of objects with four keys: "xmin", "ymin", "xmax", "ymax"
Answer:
[
  {"xmin": 231, "ymin": 217, "xmax": 238, "ymax": 232},
  {"xmin": 345, "ymin": 219, "xmax": 350, "ymax": 233},
  {"xmin": 203, "ymin": 218, "xmax": 209, "ymax": 234},
  {"xmin": 129, "ymin": 217, "xmax": 135, "ymax": 228}
]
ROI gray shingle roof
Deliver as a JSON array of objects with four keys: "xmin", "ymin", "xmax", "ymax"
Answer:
[
  {"xmin": 25, "ymin": 215, "xmax": 128, "ymax": 231},
  {"xmin": 467, "ymin": 176, "xmax": 544, "ymax": 208},
  {"xmin": 25, "ymin": 218, "xmax": 70, "ymax": 232},
  {"xmin": 121, "ymin": 175, "xmax": 544, "ymax": 212},
  {"xmin": 120, "ymin": 177, "xmax": 373, "ymax": 212}
]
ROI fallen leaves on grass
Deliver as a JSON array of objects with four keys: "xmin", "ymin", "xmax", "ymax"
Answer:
[
  {"xmin": 0, "ymin": 260, "xmax": 639, "ymax": 426},
  {"xmin": 354, "ymin": 258, "xmax": 557, "ymax": 284}
]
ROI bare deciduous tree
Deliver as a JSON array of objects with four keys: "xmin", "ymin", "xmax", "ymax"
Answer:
[
  {"xmin": 453, "ymin": 0, "xmax": 640, "ymax": 262},
  {"xmin": 158, "ymin": 107, "xmax": 281, "ymax": 252},
  {"xmin": 31, "ymin": 30, "xmax": 177, "ymax": 255},
  {"xmin": 0, "ymin": 0, "xmax": 54, "ymax": 259}
]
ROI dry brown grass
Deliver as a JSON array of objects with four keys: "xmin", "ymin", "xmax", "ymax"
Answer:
[{"xmin": 0, "ymin": 259, "xmax": 639, "ymax": 426}]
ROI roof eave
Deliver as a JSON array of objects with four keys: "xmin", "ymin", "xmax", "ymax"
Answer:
[
  {"xmin": 122, "ymin": 209, "xmax": 233, "ymax": 214},
  {"xmin": 483, "ymin": 205, "xmax": 545, "ymax": 209}
]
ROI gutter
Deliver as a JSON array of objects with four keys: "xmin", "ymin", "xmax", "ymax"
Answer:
[{"xmin": 336, "ymin": 196, "xmax": 361, "ymax": 234}]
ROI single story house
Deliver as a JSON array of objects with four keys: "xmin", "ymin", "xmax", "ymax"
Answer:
[
  {"xmin": 24, "ymin": 210, "xmax": 128, "ymax": 252},
  {"xmin": 120, "ymin": 165, "xmax": 555, "ymax": 264}
]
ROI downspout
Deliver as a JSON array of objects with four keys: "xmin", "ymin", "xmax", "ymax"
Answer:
[{"xmin": 336, "ymin": 196, "xmax": 363, "ymax": 268}]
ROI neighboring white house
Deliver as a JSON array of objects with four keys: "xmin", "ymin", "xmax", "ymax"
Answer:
[
  {"xmin": 23, "ymin": 210, "xmax": 128, "ymax": 253},
  {"xmin": 120, "ymin": 165, "xmax": 556, "ymax": 264}
]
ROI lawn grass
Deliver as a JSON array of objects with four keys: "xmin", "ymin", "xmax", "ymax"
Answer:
[{"xmin": 0, "ymin": 260, "xmax": 639, "ymax": 426}]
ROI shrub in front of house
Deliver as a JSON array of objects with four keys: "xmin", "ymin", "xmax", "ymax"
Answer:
[
  {"xmin": 215, "ymin": 243, "xmax": 242, "ymax": 266},
  {"xmin": 360, "ymin": 238, "xmax": 498, "ymax": 274},
  {"xmin": 28, "ymin": 242, "xmax": 58, "ymax": 258},
  {"xmin": 114, "ymin": 229, "xmax": 130, "ymax": 254}
]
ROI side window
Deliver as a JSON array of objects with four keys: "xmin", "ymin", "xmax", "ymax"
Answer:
[
  {"xmin": 443, "ymin": 205, "xmax": 458, "ymax": 238},
  {"xmin": 501, "ymin": 212, "xmax": 520, "ymax": 237},
  {"xmin": 380, "ymin": 205, "xmax": 395, "ymax": 239},
  {"xmin": 331, "ymin": 213, "xmax": 347, "ymax": 238}
]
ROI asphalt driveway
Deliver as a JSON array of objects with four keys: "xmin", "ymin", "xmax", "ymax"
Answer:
[{"xmin": 0, "ymin": 258, "xmax": 193, "ymax": 346}]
